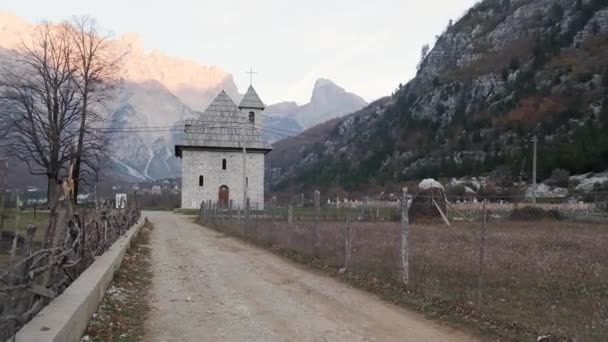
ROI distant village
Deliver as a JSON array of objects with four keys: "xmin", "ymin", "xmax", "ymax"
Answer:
[{"xmin": 5, "ymin": 178, "xmax": 181, "ymax": 208}]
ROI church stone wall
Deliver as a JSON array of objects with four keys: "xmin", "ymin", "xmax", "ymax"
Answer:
[{"xmin": 181, "ymin": 149, "xmax": 265, "ymax": 209}]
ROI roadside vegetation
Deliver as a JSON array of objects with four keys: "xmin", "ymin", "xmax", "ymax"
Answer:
[{"xmin": 82, "ymin": 220, "xmax": 154, "ymax": 342}]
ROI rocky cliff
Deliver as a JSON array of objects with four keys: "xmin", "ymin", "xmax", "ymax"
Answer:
[
  {"xmin": 265, "ymin": 78, "xmax": 367, "ymax": 131},
  {"xmin": 0, "ymin": 10, "xmax": 370, "ymax": 183},
  {"xmin": 269, "ymin": 0, "xmax": 608, "ymax": 193},
  {"xmin": 0, "ymin": 10, "xmax": 236, "ymax": 181}
]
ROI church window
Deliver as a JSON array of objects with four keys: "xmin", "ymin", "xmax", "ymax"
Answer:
[
  {"xmin": 222, "ymin": 158, "xmax": 227, "ymax": 170},
  {"xmin": 248, "ymin": 111, "xmax": 255, "ymax": 124},
  {"xmin": 199, "ymin": 175, "xmax": 204, "ymax": 187}
]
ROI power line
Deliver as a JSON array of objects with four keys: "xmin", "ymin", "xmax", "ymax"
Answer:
[
  {"xmin": 93, "ymin": 121, "xmax": 326, "ymax": 140},
  {"xmin": 254, "ymin": 124, "xmax": 325, "ymax": 139}
]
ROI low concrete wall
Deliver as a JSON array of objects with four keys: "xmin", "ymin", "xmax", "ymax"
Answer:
[{"xmin": 15, "ymin": 216, "xmax": 146, "ymax": 342}]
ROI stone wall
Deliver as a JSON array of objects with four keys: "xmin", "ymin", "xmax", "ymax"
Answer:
[{"xmin": 181, "ymin": 149, "xmax": 265, "ymax": 209}]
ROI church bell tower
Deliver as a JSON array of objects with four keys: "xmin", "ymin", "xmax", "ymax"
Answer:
[{"xmin": 238, "ymin": 85, "xmax": 265, "ymax": 125}]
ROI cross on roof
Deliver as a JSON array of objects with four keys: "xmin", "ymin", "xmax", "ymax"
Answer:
[{"xmin": 246, "ymin": 67, "xmax": 258, "ymax": 86}]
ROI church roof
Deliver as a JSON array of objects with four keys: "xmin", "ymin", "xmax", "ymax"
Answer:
[
  {"xmin": 239, "ymin": 85, "xmax": 265, "ymax": 109},
  {"xmin": 175, "ymin": 90, "xmax": 272, "ymax": 157}
]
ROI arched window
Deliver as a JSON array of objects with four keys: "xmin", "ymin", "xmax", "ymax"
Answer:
[
  {"xmin": 248, "ymin": 111, "xmax": 255, "ymax": 124},
  {"xmin": 199, "ymin": 175, "xmax": 204, "ymax": 187},
  {"xmin": 222, "ymin": 158, "xmax": 227, "ymax": 170}
]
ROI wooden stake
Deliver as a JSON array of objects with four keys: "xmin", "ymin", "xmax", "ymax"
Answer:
[
  {"xmin": 401, "ymin": 188, "xmax": 410, "ymax": 285},
  {"xmin": 432, "ymin": 199, "xmax": 451, "ymax": 227},
  {"xmin": 477, "ymin": 200, "xmax": 487, "ymax": 308},
  {"xmin": 313, "ymin": 190, "xmax": 320, "ymax": 258},
  {"xmin": 345, "ymin": 216, "xmax": 351, "ymax": 269}
]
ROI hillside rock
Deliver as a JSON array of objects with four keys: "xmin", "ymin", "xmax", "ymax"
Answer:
[
  {"xmin": 270, "ymin": 0, "xmax": 608, "ymax": 193},
  {"xmin": 266, "ymin": 78, "xmax": 367, "ymax": 130}
]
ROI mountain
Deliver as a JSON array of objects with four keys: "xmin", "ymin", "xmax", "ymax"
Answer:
[
  {"xmin": 269, "ymin": 0, "xmax": 608, "ymax": 194},
  {"xmin": 0, "ymin": 10, "xmax": 237, "ymax": 182},
  {"xmin": 262, "ymin": 79, "xmax": 367, "ymax": 142},
  {"xmin": 0, "ymin": 11, "xmax": 369, "ymax": 183}
]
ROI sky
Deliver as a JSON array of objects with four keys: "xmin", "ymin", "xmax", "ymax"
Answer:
[{"xmin": 2, "ymin": 0, "xmax": 479, "ymax": 104}]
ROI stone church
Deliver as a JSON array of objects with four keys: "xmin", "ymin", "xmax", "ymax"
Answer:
[{"xmin": 175, "ymin": 86, "xmax": 272, "ymax": 209}]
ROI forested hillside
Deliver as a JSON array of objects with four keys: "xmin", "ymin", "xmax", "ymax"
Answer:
[{"xmin": 268, "ymin": 0, "xmax": 608, "ymax": 193}]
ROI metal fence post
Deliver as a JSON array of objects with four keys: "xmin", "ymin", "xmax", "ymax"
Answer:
[
  {"xmin": 198, "ymin": 201, "xmax": 205, "ymax": 224},
  {"xmin": 228, "ymin": 200, "xmax": 233, "ymax": 223},
  {"xmin": 477, "ymin": 200, "xmax": 487, "ymax": 308},
  {"xmin": 271, "ymin": 195, "xmax": 277, "ymax": 222},
  {"xmin": 245, "ymin": 198, "xmax": 250, "ymax": 237},
  {"xmin": 345, "ymin": 215, "xmax": 351, "ymax": 269},
  {"xmin": 288, "ymin": 204, "xmax": 293, "ymax": 224},
  {"xmin": 314, "ymin": 190, "xmax": 320, "ymax": 258},
  {"xmin": 237, "ymin": 204, "xmax": 241, "ymax": 225},
  {"xmin": 400, "ymin": 188, "xmax": 409, "ymax": 285}
]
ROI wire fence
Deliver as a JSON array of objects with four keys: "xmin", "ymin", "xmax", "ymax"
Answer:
[{"xmin": 200, "ymin": 190, "xmax": 608, "ymax": 341}]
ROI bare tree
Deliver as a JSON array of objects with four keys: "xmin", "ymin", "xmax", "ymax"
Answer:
[
  {"xmin": 69, "ymin": 16, "xmax": 118, "ymax": 204},
  {"xmin": 0, "ymin": 23, "xmax": 81, "ymax": 208}
]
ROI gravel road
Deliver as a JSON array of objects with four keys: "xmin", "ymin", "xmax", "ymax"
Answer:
[{"xmin": 144, "ymin": 211, "xmax": 478, "ymax": 342}]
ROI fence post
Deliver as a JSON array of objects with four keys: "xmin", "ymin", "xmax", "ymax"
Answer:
[
  {"xmin": 9, "ymin": 205, "xmax": 21, "ymax": 268},
  {"xmin": 215, "ymin": 202, "xmax": 219, "ymax": 226},
  {"xmin": 477, "ymin": 200, "xmax": 487, "ymax": 308},
  {"xmin": 400, "ymin": 188, "xmax": 409, "ymax": 285},
  {"xmin": 345, "ymin": 215, "xmax": 351, "ymax": 269},
  {"xmin": 237, "ymin": 204, "xmax": 241, "ymax": 225},
  {"xmin": 313, "ymin": 190, "xmax": 320, "ymax": 258},
  {"xmin": 336, "ymin": 196, "xmax": 340, "ymax": 220},
  {"xmin": 271, "ymin": 196, "xmax": 277, "ymax": 222},
  {"xmin": 228, "ymin": 200, "xmax": 233, "ymax": 223},
  {"xmin": 211, "ymin": 202, "xmax": 215, "ymax": 226},
  {"xmin": 104, "ymin": 218, "xmax": 108, "ymax": 244},
  {"xmin": 15, "ymin": 225, "xmax": 37, "ymax": 314},
  {"xmin": 199, "ymin": 201, "xmax": 204, "ymax": 224},
  {"xmin": 288, "ymin": 204, "xmax": 293, "ymax": 224},
  {"xmin": 245, "ymin": 198, "xmax": 250, "ymax": 237}
]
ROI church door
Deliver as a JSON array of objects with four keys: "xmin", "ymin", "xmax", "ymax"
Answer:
[{"xmin": 218, "ymin": 185, "xmax": 229, "ymax": 208}]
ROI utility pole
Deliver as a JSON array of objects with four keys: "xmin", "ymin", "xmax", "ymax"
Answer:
[
  {"xmin": 243, "ymin": 146, "xmax": 248, "ymax": 210},
  {"xmin": 532, "ymin": 136, "xmax": 538, "ymax": 206},
  {"xmin": 0, "ymin": 159, "xmax": 7, "ymax": 229}
]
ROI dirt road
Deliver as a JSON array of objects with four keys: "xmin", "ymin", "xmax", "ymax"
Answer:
[{"xmin": 144, "ymin": 211, "xmax": 478, "ymax": 342}]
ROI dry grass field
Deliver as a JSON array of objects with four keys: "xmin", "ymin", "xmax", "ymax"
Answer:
[{"xmin": 206, "ymin": 214, "xmax": 608, "ymax": 341}]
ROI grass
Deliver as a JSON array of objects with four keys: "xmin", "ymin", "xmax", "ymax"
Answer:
[
  {"xmin": 0, "ymin": 209, "xmax": 50, "ymax": 242},
  {"xmin": 202, "ymin": 215, "xmax": 608, "ymax": 341},
  {"xmin": 83, "ymin": 220, "xmax": 154, "ymax": 342},
  {"xmin": 0, "ymin": 209, "xmax": 50, "ymax": 270},
  {"xmin": 172, "ymin": 208, "xmax": 199, "ymax": 215}
]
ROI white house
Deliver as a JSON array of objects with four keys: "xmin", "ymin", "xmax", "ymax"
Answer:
[{"xmin": 175, "ymin": 86, "xmax": 273, "ymax": 209}]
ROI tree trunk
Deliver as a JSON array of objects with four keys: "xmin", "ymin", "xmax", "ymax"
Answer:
[
  {"xmin": 47, "ymin": 176, "xmax": 59, "ymax": 209},
  {"xmin": 73, "ymin": 93, "xmax": 88, "ymax": 206}
]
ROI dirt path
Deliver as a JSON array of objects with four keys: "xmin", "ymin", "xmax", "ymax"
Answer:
[{"xmin": 143, "ymin": 211, "xmax": 478, "ymax": 342}]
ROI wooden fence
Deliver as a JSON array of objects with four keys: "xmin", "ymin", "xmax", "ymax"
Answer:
[{"xmin": 0, "ymin": 196, "xmax": 141, "ymax": 341}]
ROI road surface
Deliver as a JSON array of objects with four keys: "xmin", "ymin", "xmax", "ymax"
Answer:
[{"xmin": 143, "ymin": 211, "xmax": 478, "ymax": 342}]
